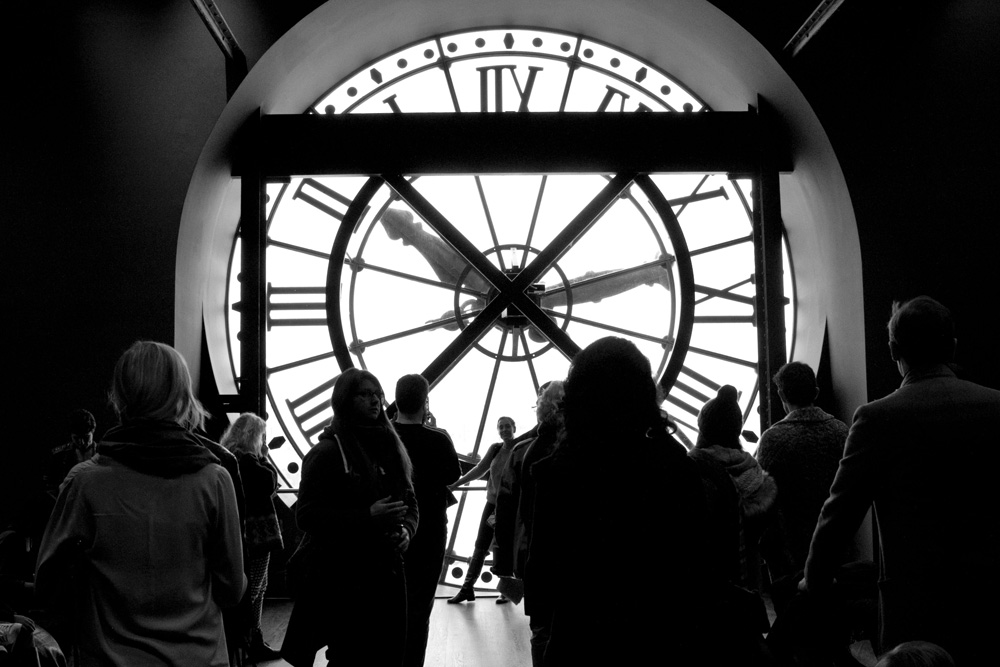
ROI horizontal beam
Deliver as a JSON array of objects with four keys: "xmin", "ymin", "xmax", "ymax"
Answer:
[{"xmin": 234, "ymin": 111, "xmax": 791, "ymax": 177}]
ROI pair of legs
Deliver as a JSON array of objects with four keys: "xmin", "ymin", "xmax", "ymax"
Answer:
[
  {"xmin": 448, "ymin": 501, "xmax": 497, "ymax": 603},
  {"xmin": 245, "ymin": 552, "xmax": 280, "ymax": 658},
  {"xmin": 403, "ymin": 520, "xmax": 447, "ymax": 667},
  {"xmin": 528, "ymin": 610, "xmax": 553, "ymax": 667}
]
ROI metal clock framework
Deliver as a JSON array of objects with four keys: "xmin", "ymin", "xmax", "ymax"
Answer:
[{"xmin": 222, "ymin": 27, "xmax": 792, "ymax": 591}]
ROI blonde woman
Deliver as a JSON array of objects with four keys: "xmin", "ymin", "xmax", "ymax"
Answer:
[
  {"xmin": 36, "ymin": 341, "xmax": 245, "ymax": 666},
  {"xmin": 221, "ymin": 412, "xmax": 284, "ymax": 662}
]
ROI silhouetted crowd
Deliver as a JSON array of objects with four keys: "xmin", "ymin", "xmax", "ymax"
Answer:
[{"xmin": 2, "ymin": 295, "xmax": 998, "ymax": 667}]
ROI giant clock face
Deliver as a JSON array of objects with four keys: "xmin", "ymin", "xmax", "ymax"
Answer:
[{"xmin": 221, "ymin": 27, "xmax": 794, "ymax": 590}]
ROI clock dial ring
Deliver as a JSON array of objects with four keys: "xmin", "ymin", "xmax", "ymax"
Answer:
[{"xmin": 222, "ymin": 30, "xmax": 795, "ymax": 560}]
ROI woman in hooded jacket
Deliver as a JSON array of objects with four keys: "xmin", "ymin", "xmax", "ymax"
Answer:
[{"xmin": 280, "ymin": 368, "xmax": 418, "ymax": 667}]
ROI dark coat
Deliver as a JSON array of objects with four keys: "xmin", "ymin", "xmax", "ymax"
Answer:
[
  {"xmin": 234, "ymin": 452, "xmax": 282, "ymax": 555},
  {"xmin": 281, "ymin": 424, "xmax": 418, "ymax": 667},
  {"xmin": 528, "ymin": 431, "xmax": 718, "ymax": 665},
  {"xmin": 804, "ymin": 365, "xmax": 1000, "ymax": 661},
  {"xmin": 292, "ymin": 425, "xmax": 418, "ymax": 579}
]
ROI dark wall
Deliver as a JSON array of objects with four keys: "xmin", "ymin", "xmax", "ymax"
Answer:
[
  {"xmin": 3, "ymin": 0, "xmax": 998, "ymax": 527},
  {"xmin": 788, "ymin": 0, "xmax": 1000, "ymax": 400}
]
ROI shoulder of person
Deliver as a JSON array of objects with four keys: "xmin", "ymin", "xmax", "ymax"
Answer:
[
  {"xmin": 195, "ymin": 434, "xmax": 236, "ymax": 461},
  {"xmin": 421, "ymin": 423, "xmax": 455, "ymax": 441},
  {"xmin": 512, "ymin": 437, "xmax": 536, "ymax": 453},
  {"xmin": 309, "ymin": 432, "xmax": 345, "ymax": 454}
]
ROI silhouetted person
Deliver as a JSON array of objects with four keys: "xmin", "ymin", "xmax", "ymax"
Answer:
[
  {"xmin": 220, "ymin": 412, "xmax": 284, "ymax": 662},
  {"xmin": 493, "ymin": 380, "xmax": 564, "ymax": 666},
  {"xmin": 447, "ymin": 416, "xmax": 517, "ymax": 604},
  {"xmin": 690, "ymin": 385, "xmax": 777, "ymax": 592},
  {"xmin": 802, "ymin": 296, "xmax": 1000, "ymax": 663},
  {"xmin": 875, "ymin": 641, "xmax": 955, "ymax": 667},
  {"xmin": 43, "ymin": 409, "xmax": 96, "ymax": 498},
  {"xmin": 393, "ymin": 373, "xmax": 460, "ymax": 667},
  {"xmin": 35, "ymin": 341, "xmax": 246, "ymax": 666},
  {"xmin": 757, "ymin": 361, "xmax": 847, "ymax": 608},
  {"xmin": 281, "ymin": 369, "xmax": 418, "ymax": 667},
  {"xmin": 528, "ymin": 337, "xmax": 736, "ymax": 665}
]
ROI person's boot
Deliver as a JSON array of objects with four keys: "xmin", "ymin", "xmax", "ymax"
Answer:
[
  {"xmin": 448, "ymin": 548, "xmax": 486, "ymax": 603},
  {"xmin": 247, "ymin": 628, "xmax": 281, "ymax": 663}
]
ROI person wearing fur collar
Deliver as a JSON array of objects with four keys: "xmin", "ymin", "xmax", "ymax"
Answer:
[{"xmin": 690, "ymin": 384, "xmax": 777, "ymax": 590}]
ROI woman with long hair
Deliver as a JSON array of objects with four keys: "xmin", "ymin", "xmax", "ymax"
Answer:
[
  {"xmin": 220, "ymin": 412, "xmax": 284, "ymax": 662},
  {"xmin": 36, "ymin": 341, "xmax": 246, "ymax": 666},
  {"xmin": 281, "ymin": 368, "xmax": 418, "ymax": 667}
]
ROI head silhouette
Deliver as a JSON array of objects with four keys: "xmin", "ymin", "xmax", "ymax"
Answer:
[
  {"xmin": 395, "ymin": 373, "xmax": 429, "ymax": 416},
  {"xmin": 564, "ymin": 337, "xmax": 660, "ymax": 441},
  {"xmin": 220, "ymin": 412, "xmax": 267, "ymax": 457},
  {"xmin": 887, "ymin": 296, "xmax": 956, "ymax": 367},
  {"xmin": 696, "ymin": 385, "xmax": 743, "ymax": 449},
  {"xmin": 109, "ymin": 341, "xmax": 208, "ymax": 430},
  {"xmin": 773, "ymin": 361, "xmax": 819, "ymax": 408}
]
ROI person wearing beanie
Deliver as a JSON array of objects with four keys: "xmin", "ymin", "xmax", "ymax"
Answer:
[{"xmin": 689, "ymin": 385, "xmax": 777, "ymax": 590}]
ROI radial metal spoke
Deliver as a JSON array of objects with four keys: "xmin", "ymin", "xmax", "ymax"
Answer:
[
  {"xmin": 689, "ymin": 233, "xmax": 753, "ymax": 258},
  {"xmin": 349, "ymin": 310, "xmax": 481, "ymax": 353},
  {"xmin": 547, "ymin": 310, "xmax": 673, "ymax": 347},
  {"xmin": 267, "ymin": 350, "xmax": 337, "ymax": 376},
  {"xmin": 667, "ymin": 186, "xmax": 728, "ymax": 210},
  {"xmin": 475, "ymin": 176, "xmax": 505, "ymax": 271},
  {"xmin": 472, "ymin": 329, "xmax": 508, "ymax": 456},
  {"xmin": 268, "ymin": 238, "xmax": 331, "ymax": 260},
  {"xmin": 344, "ymin": 256, "xmax": 488, "ymax": 299},
  {"xmin": 518, "ymin": 329, "xmax": 540, "ymax": 391},
  {"xmin": 687, "ymin": 345, "xmax": 758, "ymax": 369},
  {"xmin": 521, "ymin": 175, "xmax": 547, "ymax": 267},
  {"xmin": 693, "ymin": 315, "xmax": 755, "ymax": 324}
]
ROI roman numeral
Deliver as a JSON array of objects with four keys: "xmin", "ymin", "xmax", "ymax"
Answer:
[
  {"xmin": 477, "ymin": 65, "xmax": 543, "ymax": 112},
  {"xmin": 292, "ymin": 178, "xmax": 369, "ymax": 225},
  {"xmin": 383, "ymin": 94, "xmax": 402, "ymax": 113},
  {"xmin": 285, "ymin": 376, "xmax": 338, "ymax": 443},
  {"xmin": 665, "ymin": 365, "xmax": 721, "ymax": 417},
  {"xmin": 267, "ymin": 285, "xmax": 326, "ymax": 329},
  {"xmin": 596, "ymin": 85, "xmax": 653, "ymax": 112}
]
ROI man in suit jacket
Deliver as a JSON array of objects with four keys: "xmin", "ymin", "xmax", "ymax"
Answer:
[{"xmin": 801, "ymin": 296, "xmax": 1000, "ymax": 663}]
